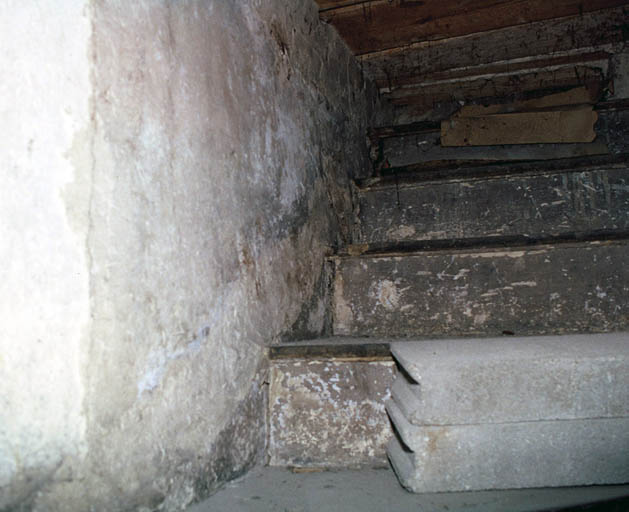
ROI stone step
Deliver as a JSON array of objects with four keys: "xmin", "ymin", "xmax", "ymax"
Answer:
[
  {"xmin": 387, "ymin": 400, "xmax": 629, "ymax": 493},
  {"xmin": 268, "ymin": 338, "xmax": 394, "ymax": 469},
  {"xmin": 389, "ymin": 333, "xmax": 629, "ymax": 426},
  {"xmin": 355, "ymin": 159, "xmax": 629, "ymax": 245},
  {"xmin": 332, "ymin": 239, "xmax": 629, "ymax": 338}
]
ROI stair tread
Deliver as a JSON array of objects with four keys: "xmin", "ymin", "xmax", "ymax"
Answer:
[
  {"xmin": 336, "ymin": 233, "xmax": 629, "ymax": 259},
  {"xmin": 390, "ymin": 332, "xmax": 629, "ymax": 425},
  {"xmin": 391, "ymin": 331, "xmax": 628, "ymax": 366},
  {"xmin": 358, "ymin": 154, "xmax": 629, "ymax": 189},
  {"xmin": 332, "ymin": 239, "xmax": 629, "ymax": 338},
  {"xmin": 387, "ymin": 411, "xmax": 629, "ymax": 493},
  {"xmin": 270, "ymin": 337, "xmax": 392, "ymax": 360}
]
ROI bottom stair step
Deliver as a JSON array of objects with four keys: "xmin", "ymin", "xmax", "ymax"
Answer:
[
  {"xmin": 388, "ymin": 400, "xmax": 629, "ymax": 493},
  {"xmin": 387, "ymin": 333, "xmax": 629, "ymax": 493},
  {"xmin": 268, "ymin": 338, "xmax": 394, "ymax": 468}
]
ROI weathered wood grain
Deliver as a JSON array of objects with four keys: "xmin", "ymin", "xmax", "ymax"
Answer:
[
  {"xmin": 380, "ymin": 130, "xmax": 609, "ymax": 168},
  {"xmin": 360, "ymin": 7, "xmax": 628, "ymax": 89},
  {"xmin": 388, "ymin": 66, "xmax": 606, "ymax": 124},
  {"xmin": 315, "ymin": 0, "xmax": 364, "ymax": 10},
  {"xmin": 320, "ymin": 0, "xmax": 628, "ymax": 55},
  {"xmin": 332, "ymin": 240, "xmax": 629, "ymax": 337},
  {"xmin": 389, "ymin": 50, "xmax": 611, "ymax": 89},
  {"xmin": 356, "ymin": 164, "xmax": 629, "ymax": 244},
  {"xmin": 270, "ymin": 338, "xmax": 392, "ymax": 361},
  {"xmin": 441, "ymin": 109, "xmax": 598, "ymax": 146},
  {"xmin": 454, "ymin": 86, "xmax": 600, "ymax": 117}
]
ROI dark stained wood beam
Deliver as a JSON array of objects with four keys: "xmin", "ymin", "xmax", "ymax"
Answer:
[
  {"xmin": 387, "ymin": 66, "xmax": 606, "ymax": 124},
  {"xmin": 320, "ymin": 0, "xmax": 629, "ymax": 55},
  {"xmin": 316, "ymin": 0, "xmax": 365, "ymax": 10},
  {"xmin": 381, "ymin": 51, "xmax": 611, "ymax": 90},
  {"xmin": 360, "ymin": 6, "xmax": 628, "ymax": 89}
]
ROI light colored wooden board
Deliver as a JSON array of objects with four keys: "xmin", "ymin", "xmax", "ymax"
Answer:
[{"xmin": 441, "ymin": 109, "xmax": 598, "ymax": 146}]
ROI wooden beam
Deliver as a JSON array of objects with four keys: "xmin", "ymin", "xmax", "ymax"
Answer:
[
  {"xmin": 377, "ymin": 50, "xmax": 611, "ymax": 90},
  {"xmin": 387, "ymin": 66, "xmax": 605, "ymax": 124},
  {"xmin": 441, "ymin": 108, "xmax": 599, "ymax": 146},
  {"xmin": 315, "ymin": 0, "xmax": 364, "ymax": 10},
  {"xmin": 454, "ymin": 86, "xmax": 602, "ymax": 117},
  {"xmin": 322, "ymin": 0, "xmax": 629, "ymax": 55},
  {"xmin": 269, "ymin": 342, "xmax": 392, "ymax": 361},
  {"xmin": 360, "ymin": 6, "xmax": 628, "ymax": 89}
]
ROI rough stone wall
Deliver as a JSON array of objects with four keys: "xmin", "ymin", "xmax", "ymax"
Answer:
[{"xmin": 1, "ymin": 1, "xmax": 379, "ymax": 510}]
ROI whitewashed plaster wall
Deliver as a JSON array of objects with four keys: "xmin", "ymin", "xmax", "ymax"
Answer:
[
  {"xmin": 1, "ymin": 0, "xmax": 380, "ymax": 510},
  {"xmin": 0, "ymin": 1, "xmax": 92, "ymax": 508}
]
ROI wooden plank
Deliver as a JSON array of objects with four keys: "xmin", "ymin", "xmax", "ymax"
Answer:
[
  {"xmin": 384, "ymin": 50, "xmax": 612, "ymax": 89},
  {"xmin": 387, "ymin": 66, "xmax": 606, "ymax": 124},
  {"xmin": 381, "ymin": 130, "xmax": 609, "ymax": 167},
  {"xmin": 455, "ymin": 86, "xmax": 601, "ymax": 117},
  {"xmin": 441, "ymin": 109, "xmax": 598, "ymax": 146},
  {"xmin": 315, "ymin": 0, "xmax": 364, "ymax": 10},
  {"xmin": 356, "ymin": 164, "xmax": 629, "ymax": 245},
  {"xmin": 269, "ymin": 342, "xmax": 392, "ymax": 361},
  {"xmin": 322, "ymin": 0, "xmax": 628, "ymax": 55},
  {"xmin": 333, "ymin": 240, "xmax": 629, "ymax": 338},
  {"xmin": 360, "ymin": 6, "xmax": 628, "ymax": 88},
  {"xmin": 357, "ymin": 155, "xmax": 629, "ymax": 188}
]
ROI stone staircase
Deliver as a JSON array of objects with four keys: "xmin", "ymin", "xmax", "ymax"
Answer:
[
  {"xmin": 267, "ymin": 118, "xmax": 629, "ymax": 491},
  {"xmin": 388, "ymin": 333, "xmax": 629, "ymax": 492}
]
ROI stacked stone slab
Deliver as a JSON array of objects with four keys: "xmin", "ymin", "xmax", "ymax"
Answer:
[{"xmin": 387, "ymin": 333, "xmax": 629, "ymax": 492}]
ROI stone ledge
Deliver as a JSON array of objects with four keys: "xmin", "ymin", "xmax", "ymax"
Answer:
[{"xmin": 390, "ymin": 332, "xmax": 629, "ymax": 424}]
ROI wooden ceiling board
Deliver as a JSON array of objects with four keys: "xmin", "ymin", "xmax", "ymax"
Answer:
[
  {"xmin": 318, "ymin": 0, "xmax": 629, "ymax": 55},
  {"xmin": 360, "ymin": 7, "xmax": 627, "ymax": 89},
  {"xmin": 376, "ymin": 50, "xmax": 611, "ymax": 89}
]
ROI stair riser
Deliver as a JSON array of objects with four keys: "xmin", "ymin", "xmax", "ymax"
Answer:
[
  {"xmin": 333, "ymin": 242, "xmax": 629, "ymax": 337},
  {"xmin": 269, "ymin": 360, "xmax": 394, "ymax": 468},
  {"xmin": 357, "ymin": 167, "xmax": 629, "ymax": 244}
]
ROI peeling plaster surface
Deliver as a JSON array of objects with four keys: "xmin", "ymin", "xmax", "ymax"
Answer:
[
  {"xmin": 269, "ymin": 361, "xmax": 395, "ymax": 467},
  {"xmin": 0, "ymin": 1, "xmax": 92, "ymax": 508},
  {"xmin": 1, "ymin": 0, "xmax": 378, "ymax": 510}
]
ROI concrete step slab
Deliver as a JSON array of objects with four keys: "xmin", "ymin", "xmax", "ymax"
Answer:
[
  {"xmin": 386, "ymin": 400, "xmax": 629, "ymax": 493},
  {"xmin": 332, "ymin": 240, "xmax": 629, "ymax": 337},
  {"xmin": 356, "ymin": 164, "xmax": 629, "ymax": 245},
  {"xmin": 390, "ymin": 332, "xmax": 629, "ymax": 425}
]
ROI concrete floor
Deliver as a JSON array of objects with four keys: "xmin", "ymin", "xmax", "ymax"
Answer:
[{"xmin": 188, "ymin": 467, "xmax": 629, "ymax": 512}]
